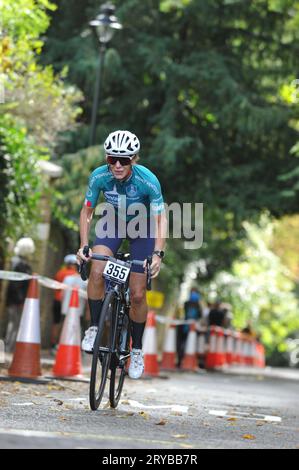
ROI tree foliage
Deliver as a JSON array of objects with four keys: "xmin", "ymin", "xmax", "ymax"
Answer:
[
  {"xmin": 0, "ymin": 0, "xmax": 82, "ymax": 148},
  {"xmin": 0, "ymin": 115, "xmax": 45, "ymax": 243},
  {"xmin": 0, "ymin": 0, "xmax": 82, "ymax": 250},
  {"xmin": 204, "ymin": 215, "xmax": 299, "ymax": 356},
  {"xmin": 42, "ymin": 0, "xmax": 299, "ymax": 278}
]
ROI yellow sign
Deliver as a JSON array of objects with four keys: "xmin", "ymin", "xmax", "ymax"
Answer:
[{"xmin": 146, "ymin": 290, "xmax": 165, "ymax": 309}]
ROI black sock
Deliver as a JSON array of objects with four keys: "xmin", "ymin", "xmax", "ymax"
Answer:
[
  {"xmin": 131, "ymin": 321, "xmax": 146, "ymax": 350},
  {"xmin": 88, "ymin": 299, "xmax": 103, "ymax": 327}
]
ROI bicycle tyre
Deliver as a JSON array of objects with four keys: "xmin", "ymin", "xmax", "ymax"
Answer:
[
  {"xmin": 89, "ymin": 290, "xmax": 117, "ymax": 411},
  {"xmin": 109, "ymin": 313, "xmax": 131, "ymax": 409}
]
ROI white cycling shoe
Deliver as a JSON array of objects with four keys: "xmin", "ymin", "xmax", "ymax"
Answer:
[
  {"xmin": 81, "ymin": 326, "xmax": 98, "ymax": 353},
  {"xmin": 128, "ymin": 348, "xmax": 144, "ymax": 380}
]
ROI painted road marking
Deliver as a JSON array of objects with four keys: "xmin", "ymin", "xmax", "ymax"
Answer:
[
  {"xmin": 12, "ymin": 403, "xmax": 35, "ymax": 407},
  {"xmin": 68, "ymin": 398, "xmax": 87, "ymax": 402},
  {"xmin": 123, "ymin": 399, "xmax": 188, "ymax": 413},
  {"xmin": 0, "ymin": 428, "xmax": 197, "ymax": 449},
  {"xmin": 209, "ymin": 409, "xmax": 282, "ymax": 423}
]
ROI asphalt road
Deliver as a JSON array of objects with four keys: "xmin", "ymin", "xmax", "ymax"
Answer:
[{"xmin": 0, "ymin": 368, "xmax": 298, "ymax": 449}]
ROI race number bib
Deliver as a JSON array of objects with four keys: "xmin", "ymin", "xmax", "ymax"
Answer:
[{"xmin": 103, "ymin": 261, "xmax": 130, "ymax": 284}]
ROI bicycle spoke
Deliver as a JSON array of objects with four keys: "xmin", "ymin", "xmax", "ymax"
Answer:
[{"xmin": 89, "ymin": 291, "xmax": 116, "ymax": 411}]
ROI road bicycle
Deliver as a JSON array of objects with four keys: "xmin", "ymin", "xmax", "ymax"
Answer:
[{"xmin": 79, "ymin": 246, "xmax": 152, "ymax": 410}]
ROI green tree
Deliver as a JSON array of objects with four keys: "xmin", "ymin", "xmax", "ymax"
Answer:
[
  {"xmin": 0, "ymin": 0, "xmax": 82, "ymax": 253},
  {"xmin": 204, "ymin": 215, "xmax": 299, "ymax": 357},
  {"xmin": 42, "ymin": 0, "xmax": 299, "ymax": 279}
]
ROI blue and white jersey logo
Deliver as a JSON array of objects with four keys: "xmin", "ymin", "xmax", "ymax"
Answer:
[
  {"xmin": 104, "ymin": 185, "xmax": 120, "ymax": 208},
  {"xmin": 126, "ymin": 184, "xmax": 138, "ymax": 198}
]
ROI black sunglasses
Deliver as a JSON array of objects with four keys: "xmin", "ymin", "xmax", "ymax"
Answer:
[{"xmin": 107, "ymin": 155, "xmax": 133, "ymax": 166}]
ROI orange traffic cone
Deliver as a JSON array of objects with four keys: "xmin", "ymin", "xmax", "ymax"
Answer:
[
  {"xmin": 182, "ymin": 322, "xmax": 198, "ymax": 371},
  {"xmin": 143, "ymin": 311, "xmax": 159, "ymax": 377},
  {"xmin": 225, "ymin": 330, "xmax": 234, "ymax": 366},
  {"xmin": 161, "ymin": 322, "xmax": 177, "ymax": 370},
  {"xmin": 205, "ymin": 326, "xmax": 218, "ymax": 369},
  {"xmin": 255, "ymin": 342, "xmax": 265, "ymax": 368},
  {"xmin": 233, "ymin": 331, "xmax": 242, "ymax": 365},
  {"xmin": 215, "ymin": 328, "xmax": 226, "ymax": 368},
  {"xmin": 8, "ymin": 277, "xmax": 42, "ymax": 379},
  {"xmin": 52, "ymin": 289, "xmax": 82, "ymax": 377}
]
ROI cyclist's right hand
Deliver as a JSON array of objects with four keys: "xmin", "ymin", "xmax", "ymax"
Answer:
[{"xmin": 77, "ymin": 245, "xmax": 92, "ymax": 265}]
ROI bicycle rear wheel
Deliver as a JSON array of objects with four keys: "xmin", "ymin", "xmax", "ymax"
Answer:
[
  {"xmin": 109, "ymin": 313, "xmax": 131, "ymax": 409},
  {"xmin": 89, "ymin": 290, "xmax": 117, "ymax": 411}
]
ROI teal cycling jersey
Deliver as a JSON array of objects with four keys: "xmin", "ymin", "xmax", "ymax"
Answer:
[{"xmin": 84, "ymin": 164, "xmax": 165, "ymax": 221}]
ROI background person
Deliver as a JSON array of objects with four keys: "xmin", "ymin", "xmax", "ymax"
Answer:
[
  {"xmin": 208, "ymin": 299, "xmax": 226, "ymax": 328},
  {"xmin": 177, "ymin": 288, "xmax": 202, "ymax": 368}
]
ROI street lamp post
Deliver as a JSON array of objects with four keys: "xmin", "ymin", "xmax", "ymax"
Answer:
[{"xmin": 89, "ymin": 3, "xmax": 122, "ymax": 147}]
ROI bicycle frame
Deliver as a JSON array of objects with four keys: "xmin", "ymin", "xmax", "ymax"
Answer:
[{"xmin": 79, "ymin": 249, "xmax": 152, "ymax": 410}]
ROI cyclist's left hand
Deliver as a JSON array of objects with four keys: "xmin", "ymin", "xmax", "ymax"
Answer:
[{"xmin": 148, "ymin": 254, "xmax": 162, "ymax": 279}]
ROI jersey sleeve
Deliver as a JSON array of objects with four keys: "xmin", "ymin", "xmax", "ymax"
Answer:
[
  {"xmin": 147, "ymin": 172, "xmax": 165, "ymax": 216},
  {"xmin": 84, "ymin": 169, "xmax": 105, "ymax": 208}
]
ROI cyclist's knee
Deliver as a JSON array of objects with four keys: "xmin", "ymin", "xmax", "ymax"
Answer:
[
  {"xmin": 130, "ymin": 290, "xmax": 146, "ymax": 306},
  {"xmin": 89, "ymin": 267, "xmax": 104, "ymax": 286}
]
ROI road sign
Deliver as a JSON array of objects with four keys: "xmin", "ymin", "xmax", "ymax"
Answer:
[{"xmin": 146, "ymin": 290, "xmax": 164, "ymax": 309}]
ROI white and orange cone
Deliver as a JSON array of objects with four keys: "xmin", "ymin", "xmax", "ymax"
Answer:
[
  {"xmin": 182, "ymin": 322, "xmax": 198, "ymax": 371},
  {"xmin": 8, "ymin": 277, "xmax": 42, "ymax": 379},
  {"xmin": 255, "ymin": 342, "xmax": 266, "ymax": 368},
  {"xmin": 143, "ymin": 311, "xmax": 159, "ymax": 377},
  {"xmin": 52, "ymin": 289, "xmax": 82, "ymax": 378},
  {"xmin": 225, "ymin": 329, "xmax": 234, "ymax": 366},
  {"xmin": 205, "ymin": 326, "xmax": 218, "ymax": 369},
  {"xmin": 161, "ymin": 322, "xmax": 177, "ymax": 371},
  {"xmin": 215, "ymin": 328, "xmax": 226, "ymax": 368}
]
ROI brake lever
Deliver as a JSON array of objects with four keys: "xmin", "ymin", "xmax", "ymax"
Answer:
[{"xmin": 146, "ymin": 256, "xmax": 152, "ymax": 291}]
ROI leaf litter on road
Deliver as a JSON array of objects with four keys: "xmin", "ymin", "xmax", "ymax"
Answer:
[
  {"xmin": 242, "ymin": 434, "xmax": 256, "ymax": 440},
  {"xmin": 155, "ymin": 419, "xmax": 167, "ymax": 426}
]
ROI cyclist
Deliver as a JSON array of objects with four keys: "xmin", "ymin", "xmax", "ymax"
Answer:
[{"xmin": 77, "ymin": 130, "xmax": 167, "ymax": 379}]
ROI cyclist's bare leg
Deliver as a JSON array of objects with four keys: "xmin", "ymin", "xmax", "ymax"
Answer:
[
  {"xmin": 86, "ymin": 245, "xmax": 114, "ymax": 330},
  {"xmin": 88, "ymin": 245, "xmax": 113, "ymax": 299},
  {"xmin": 129, "ymin": 272, "xmax": 148, "ymax": 323}
]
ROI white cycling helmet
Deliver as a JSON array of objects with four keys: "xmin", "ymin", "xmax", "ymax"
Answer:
[
  {"xmin": 64, "ymin": 254, "xmax": 77, "ymax": 265},
  {"xmin": 104, "ymin": 130, "xmax": 140, "ymax": 156}
]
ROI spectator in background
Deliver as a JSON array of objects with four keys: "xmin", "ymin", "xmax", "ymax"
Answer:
[
  {"xmin": 221, "ymin": 303, "xmax": 233, "ymax": 329},
  {"xmin": 208, "ymin": 299, "xmax": 225, "ymax": 327},
  {"xmin": 5, "ymin": 237, "xmax": 35, "ymax": 352},
  {"xmin": 242, "ymin": 321, "xmax": 256, "ymax": 339},
  {"xmin": 50, "ymin": 254, "xmax": 78, "ymax": 353},
  {"xmin": 177, "ymin": 288, "xmax": 202, "ymax": 368},
  {"xmin": 202, "ymin": 300, "xmax": 213, "ymax": 326}
]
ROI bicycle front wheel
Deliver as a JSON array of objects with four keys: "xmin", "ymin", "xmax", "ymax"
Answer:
[
  {"xmin": 89, "ymin": 290, "xmax": 117, "ymax": 411},
  {"xmin": 109, "ymin": 313, "xmax": 131, "ymax": 409}
]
